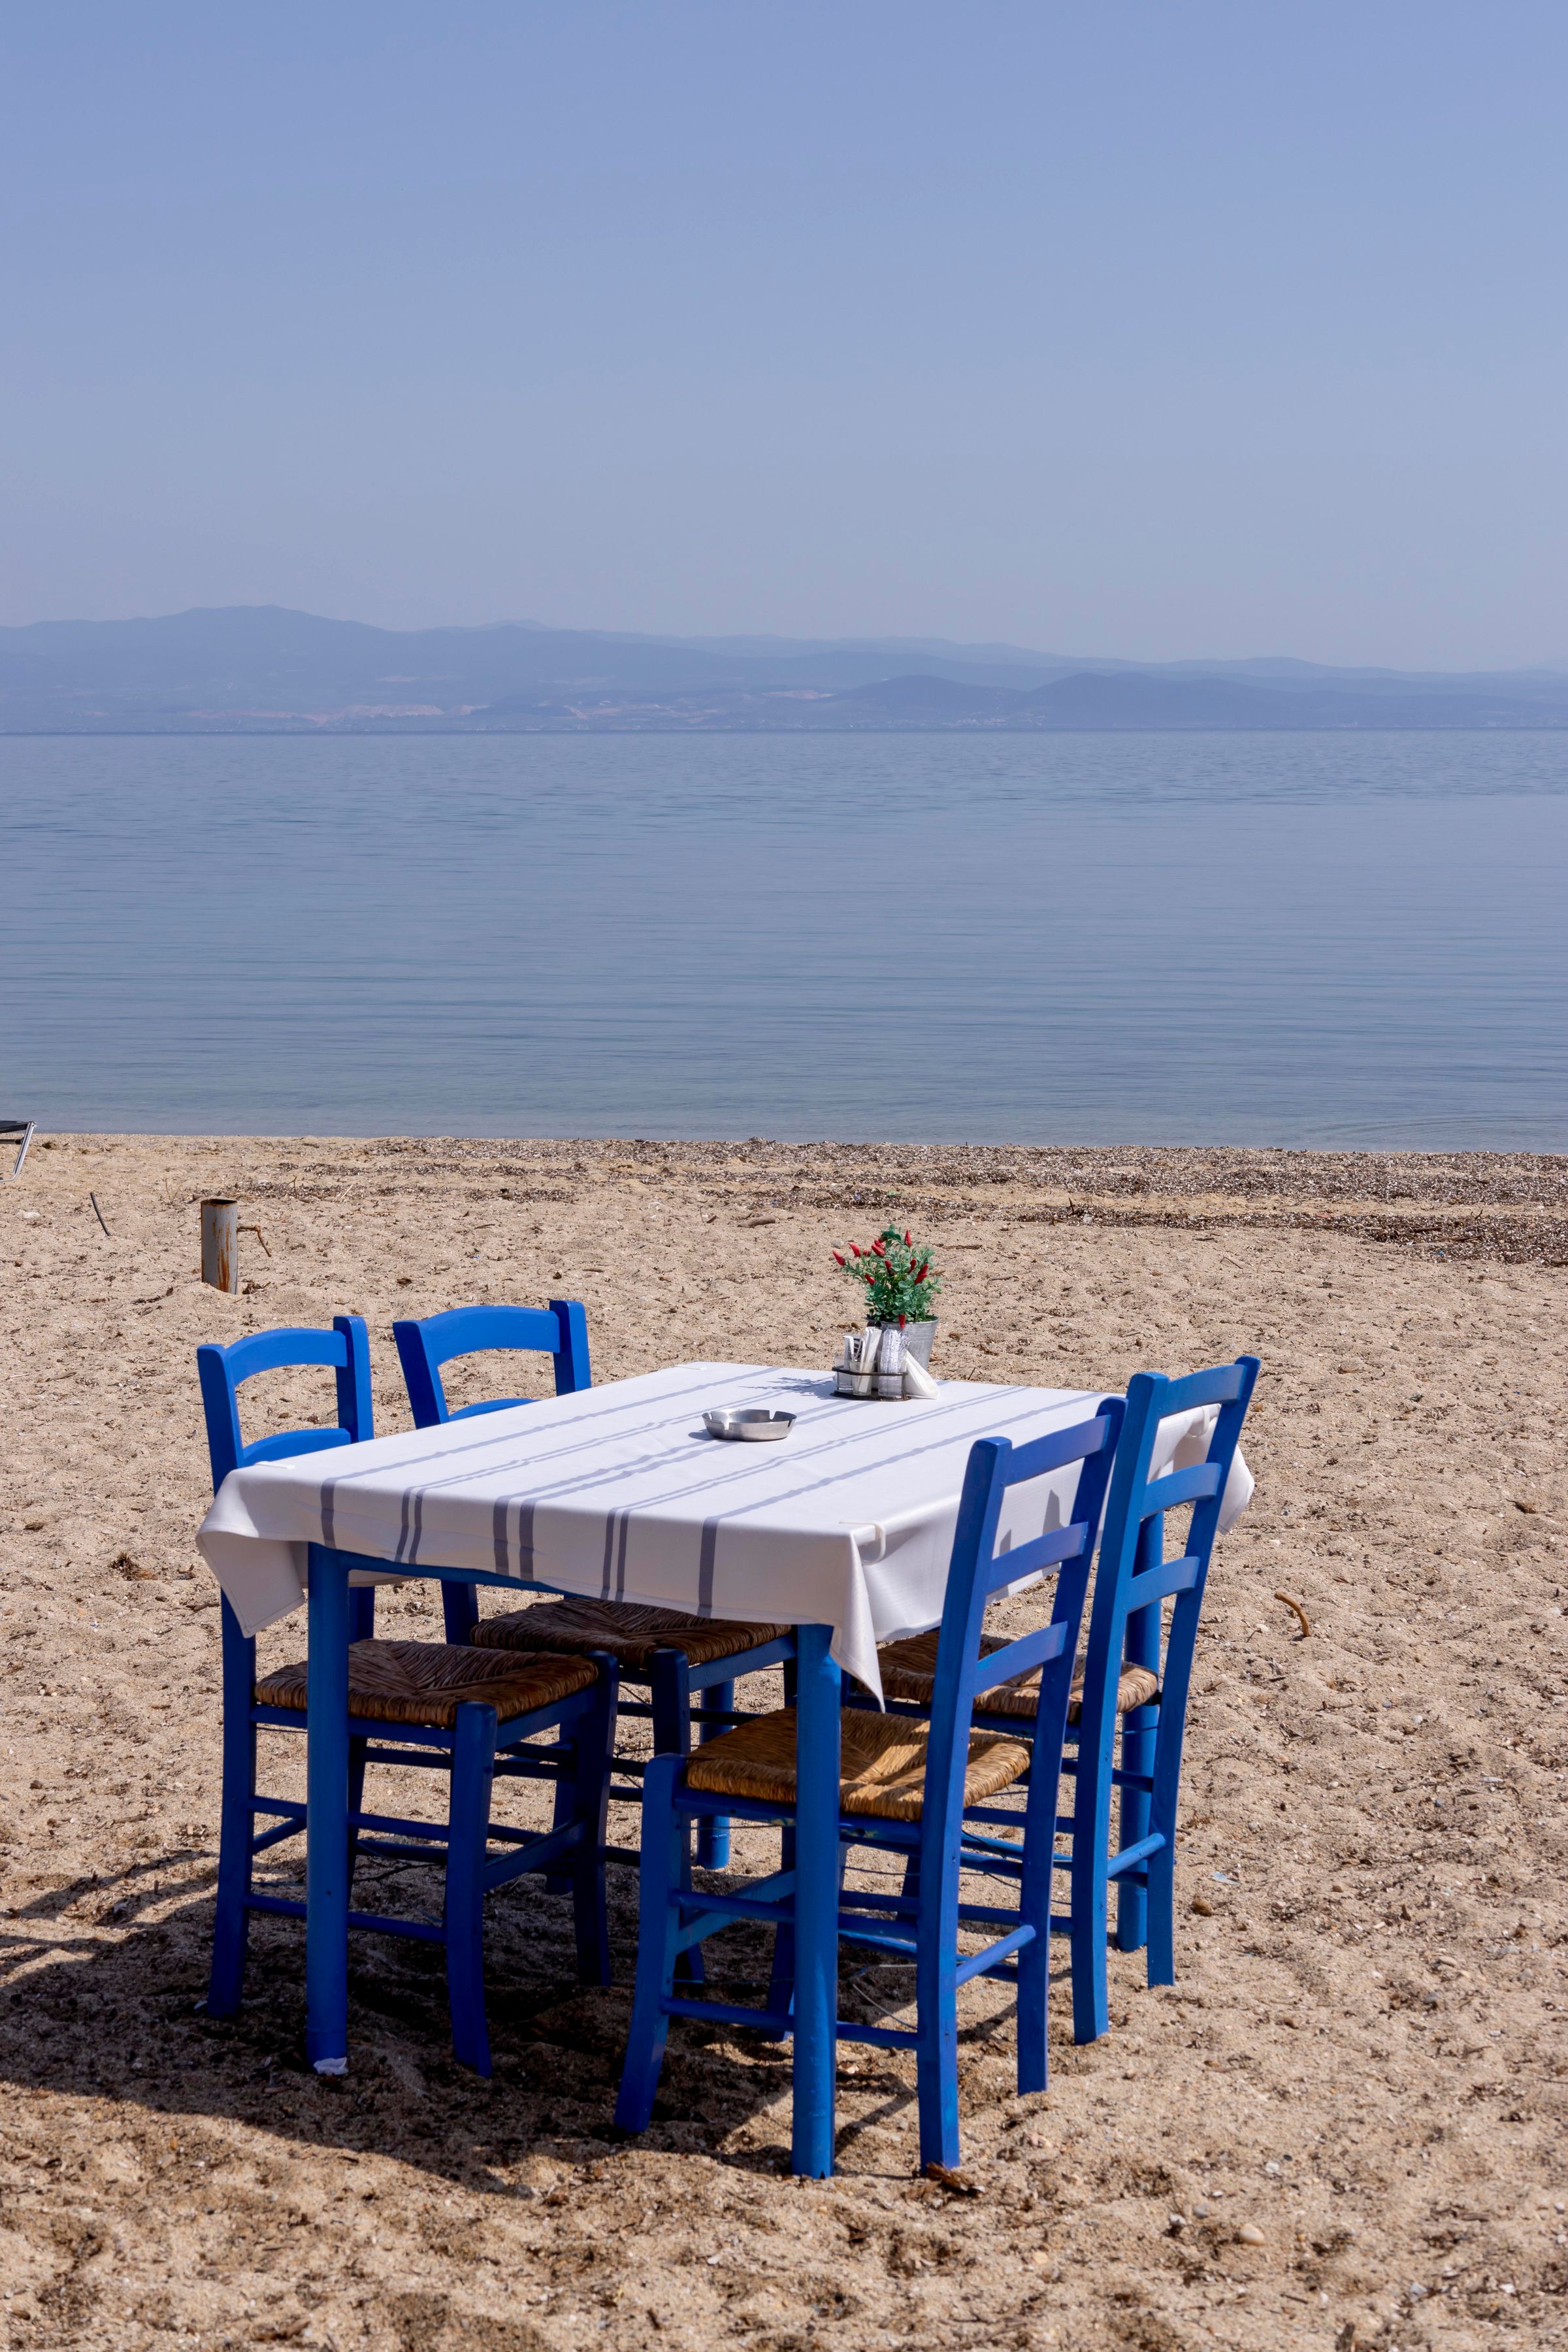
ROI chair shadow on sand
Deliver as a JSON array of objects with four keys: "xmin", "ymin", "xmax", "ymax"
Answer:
[{"xmin": 0, "ymin": 1838, "xmax": 1058, "ymax": 2185}]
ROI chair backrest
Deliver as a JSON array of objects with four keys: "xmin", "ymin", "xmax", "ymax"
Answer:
[
  {"xmin": 392, "ymin": 1299, "xmax": 590, "ymax": 1428},
  {"xmin": 197, "ymin": 1315, "xmax": 374, "ymax": 1495},
  {"xmin": 919, "ymin": 1401, "xmax": 1126, "ymax": 1850},
  {"xmin": 1073, "ymin": 1355, "xmax": 1260, "ymax": 1803}
]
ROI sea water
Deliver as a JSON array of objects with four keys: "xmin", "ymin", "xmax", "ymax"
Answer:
[{"xmin": 3, "ymin": 730, "xmax": 1565, "ymax": 1145}]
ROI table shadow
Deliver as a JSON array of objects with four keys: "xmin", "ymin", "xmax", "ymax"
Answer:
[{"xmin": 0, "ymin": 1840, "xmax": 1048, "ymax": 2184}]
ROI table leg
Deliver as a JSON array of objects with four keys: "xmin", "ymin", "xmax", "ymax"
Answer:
[
  {"xmin": 304, "ymin": 1543, "xmax": 351, "ymax": 2074},
  {"xmin": 792, "ymin": 1623, "xmax": 840, "ymax": 2178}
]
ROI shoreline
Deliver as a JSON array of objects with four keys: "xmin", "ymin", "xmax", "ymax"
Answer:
[{"xmin": 25, "ymin": 1131, "xmax": 1568, "ymax": 1264}]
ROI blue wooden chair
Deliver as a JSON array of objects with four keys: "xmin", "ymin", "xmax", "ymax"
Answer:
[
  {"xmin": 613, "ymin": 1401, "xmax": 1124, "ymax": 2173},
  {"xmin": 1066, "ymin": 1355, "xmax": 1258, "ymax": 2043},
  {"xmin": 865, "ymin": 1356, "xmax": 1258, "ymax": 2045},
  {"xmin": 392, "ymin": 1300, "xmax": 589, "ymax": 1642},
  {"xmin": 198, "ymin": 1316, "xmax": 619, "ymax": 2074},
  {"xmin": 394, "ymin": 1301, "xmax": 793, "ymax": 1871}
]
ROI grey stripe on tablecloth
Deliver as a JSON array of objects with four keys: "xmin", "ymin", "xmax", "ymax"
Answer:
[
  {"xmin": 486, "ymin": 1382, "xmax": 1049, "ymax": 1537},
  {"xmin": 317, "ymin": 1375, "xmax": 1098, "ymax": 1594},
  {"xmin": 675, "ymin": 1388, "xmax": 1100, "ymax": 1617},
  {"xmin": 317, "ymin": 1369, "xmax": 728, "ymax": 1513}
]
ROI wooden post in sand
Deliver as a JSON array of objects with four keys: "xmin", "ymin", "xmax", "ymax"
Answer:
[{"xmin": 201, "ymin": 1198, "xmax": 239, "ymax": 1293}]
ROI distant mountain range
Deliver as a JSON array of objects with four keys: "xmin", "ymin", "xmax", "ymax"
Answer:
[{"xmin": 3, "ymin": 604, "xmax": 1566, "ymax": 733}]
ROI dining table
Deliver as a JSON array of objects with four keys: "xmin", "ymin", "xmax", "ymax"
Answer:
[{"xmin": 197, "ymin": 1358, "xmax": 1253, "ymax": 2176}]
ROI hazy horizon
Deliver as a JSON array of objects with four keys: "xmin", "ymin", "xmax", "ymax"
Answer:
[
  {"xmin": 5, "ymin": 600, "xmax": 1568, "ymax": 683},
  {"xmin": 4, "ymin": 5, "xmax": 1567, "ymax": 668}
]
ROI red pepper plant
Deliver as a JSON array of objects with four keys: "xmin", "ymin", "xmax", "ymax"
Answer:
[{"xmin": 831, "ymin": 1227, "xmax": 943, "ymax": 1326}]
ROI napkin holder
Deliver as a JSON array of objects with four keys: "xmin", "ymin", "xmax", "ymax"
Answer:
[{"xmin": 834, "ymin": 1325, "xmax": 938, "ymax": 1401}]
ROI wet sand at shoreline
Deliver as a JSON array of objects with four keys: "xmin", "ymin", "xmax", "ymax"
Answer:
[{"xmin": 2, "ymin": 1134, "xmax": 1566, "ymax": 2351}]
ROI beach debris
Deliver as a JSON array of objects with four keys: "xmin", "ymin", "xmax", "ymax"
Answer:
[
  {"xmin": 1274, "ymin": 1590, "xmax": 1311, "ymax": 1639},
  {"xmin": 89, "ymin": 1191, "xmax": 112, "ymax": 1237},
  {"xmin": 1191, "ymin": 1893, "xmax": 1215, "ymax": 1916},
  {"xmin": 112, "ymin": 1552, "xmax": 159, "ymax": 1582},
  {"xmin": 201, "ymin": 1197, "xmax": 239, "ymax": 1292},
  {"xmin": 923, "ymin": 2161, "xmax": 981, "ymax": 2197},
  {"xmin": 1, "ymin": 1119, "xmax": 35, "ymax": 1181},
  {"xmin": 200, "ymin": 1200, "xmax": 268, "ymax": 1288}
]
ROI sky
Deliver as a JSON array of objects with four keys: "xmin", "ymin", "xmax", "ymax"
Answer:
[{"xmin": 2, "ymin": 3, "xmax": 1565, "ymax": 667}]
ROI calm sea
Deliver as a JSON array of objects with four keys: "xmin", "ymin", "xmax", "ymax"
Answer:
[{"xmin": 3, "ymin": 731, "xmax": 1566, "ymax": 1147}]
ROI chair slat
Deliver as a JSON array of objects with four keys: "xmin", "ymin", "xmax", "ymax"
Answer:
[
  {"xmin": 981, "ymin": 1519, "xmax": 1092, "ymax": 1595},
  {"xmin": 393, "ymin": 1300, "xmax": 589, "ymax": 1429},
  {"xmin": 1139, "ymin": 1462, "xmax": 1222, "ymax": 1515},
  {"xmin": 970, "ymin": 1620, "xmax": 1069, "ymax": 1695},
  {"xmin": 1125, "ymin": 1552, "xmax": 1201, "ymax": 1608},
  {"xmin": 1151, "ymin": 1362, "xmax": 1250, "ymax": 1416},
  {"xmin": 998, "ymin": 1413, "xmax": 1116, "ymax": 1486},
  {"xmin": 240, "ymin": 1425, "xmax": 355, "ymax": 1467}
]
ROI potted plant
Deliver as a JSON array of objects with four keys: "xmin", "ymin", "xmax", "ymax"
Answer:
[{"xmin": 832, "ymin": 1228, "xmax": 943, "ymax": 1367}]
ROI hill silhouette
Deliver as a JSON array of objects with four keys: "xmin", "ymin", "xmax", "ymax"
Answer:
[{"xmin": 2, "ymin": 606, "xmax": 1564, "ymax": 732}]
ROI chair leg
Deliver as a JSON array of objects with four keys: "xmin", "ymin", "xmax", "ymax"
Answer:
[
  {"xmin": 1070, "ymin": 1818, "xmax": 1111, "ymax": 2046},
  {"xmin": 442, "ymin": 1579, "xmax": 479, "ymax": 1644},
  {"xmin": 650, "ymin": 1648, "xmax": 703, "ymax": 1987},
  {"xmin": 1115, "ymin": 1712, "xmax": 1156, "ymax": 1955},
  {"xmin": 444, "ymin": 1703, "xmax": 497, "ymax": 2076},
  {"xmin": 914, "ymin": 1852, "xmax": 962, "ymax": 2173},
  {"xmin": 542, "ymin": 1604, "xmax": 596, "ymax": 1893},
  {"xmin": 542, "ymin": 1738, "xmax": 579, "ymax": 1897},
  {"xmin": 760, "ymin": 1820, "xmax": 796, "ymax": 2034},
  {"xmin": 696, "ymin": 1676, "xmax": 733, "ymax": 1868},
  {"xmin": 1016, "ymin": 1836, "xmax": 1053, "ymax": 2099},
  {"xmin": 1115, "ymin": 1533, "xmax": 1163, "ymax": 1953},
  {"xmin": 346, "ymin": 1735, "xmax": 369, "ymax": 1889},
  {"xmin": 208, "ymin": 1604, "xmax": 257, "ymax": 2017},
  {"xmin": 568, "ymin": 1658, "xmax": 619, "ymax": 1987},
  {"xmin": 615, "ymin": 1753, "xmax": 686, "ymax": 2132},
  {"xmin": 1145, "ymin": 1826, "xmax": 1176, "ymax": 1987}
]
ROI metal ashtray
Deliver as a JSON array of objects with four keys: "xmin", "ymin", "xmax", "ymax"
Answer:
[{"xmin": 703, "ymin": 1407, "xmax": 796, "ymax": 1442}]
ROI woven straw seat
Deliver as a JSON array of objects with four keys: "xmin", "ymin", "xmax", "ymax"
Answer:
[
  {"xmin": 683, "ymin": 1705, "xmax": 1028, "ymax": 1824},
  {"xmin": 876, "ymin": 1629, "xmax": 1160, "ymax": 1725},
  {"xmin": 255, "ymin": 1639, "xmax": 598, "ymax": 1729},
  {"xmin": 474, "ymin": 1598, "xmax": 789, "ymax": 1674}
]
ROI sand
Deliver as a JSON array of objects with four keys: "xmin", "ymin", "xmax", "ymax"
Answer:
[{"xmin": 2, "ymin": 1133, "xmax": 1567, "ymax": 2352}]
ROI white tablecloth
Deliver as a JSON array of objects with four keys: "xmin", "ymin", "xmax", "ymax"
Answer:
[{"xmin": 197, "ymin": 1362, "xmax": 1253, "ymax": 1702}]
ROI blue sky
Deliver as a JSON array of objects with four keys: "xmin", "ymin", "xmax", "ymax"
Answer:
[{"xmin": 3, "ymin": 3, "xmax": 1565, "ymax": 664}]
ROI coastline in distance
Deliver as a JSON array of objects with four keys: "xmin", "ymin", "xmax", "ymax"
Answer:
[{"xmin": 3, "ymin": 604, "xmax": 1567, "ymax": 734}]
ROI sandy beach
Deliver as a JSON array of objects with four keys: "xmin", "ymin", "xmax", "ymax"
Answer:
[{"xmin": 2, "ymin": 1132, "xmax": 1566, "ymax": 2352}]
